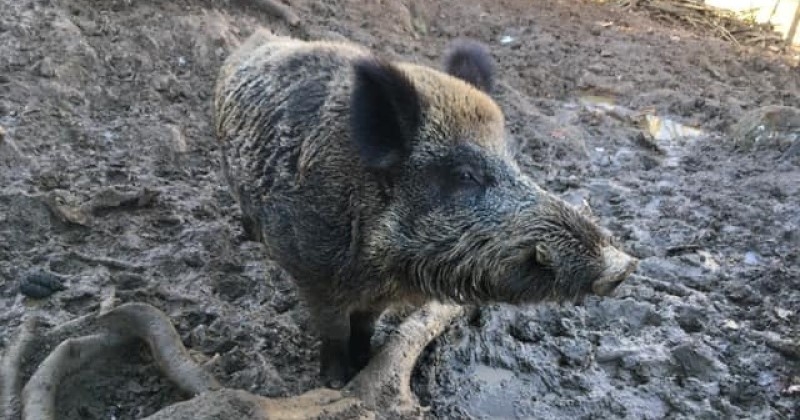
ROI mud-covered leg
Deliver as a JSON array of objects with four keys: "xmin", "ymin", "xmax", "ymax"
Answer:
[
  {"xmin": 349, "ymin": 310, "xmax": 379, "ymax": 372},
  {"xmin": 315, "ymin": 308, "xmax": 353, "ymax": 389},
  {"xmin": 237, "ymin": 193, "xmax": 262, "ymax": 242},
  {"xmin": 240, "ymin": 213, "xmax": 261, "ymax": 242}
]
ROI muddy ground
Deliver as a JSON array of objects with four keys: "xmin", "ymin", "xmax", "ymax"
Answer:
[{"xmin": 1, "ymin": 0, "xmax": 798, "ymax": 418}]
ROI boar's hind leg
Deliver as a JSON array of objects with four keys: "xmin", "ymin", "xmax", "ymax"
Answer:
[
  {"xmin": 349, "ymin": 310, "xmax": 379, "ymax": 371},
  {"xmin": 236, "ymin": 191, "xmax": 262, "ymax": 242},
  {"xmin": 314, "ymin": 307, "xmax": 354, "ymax": 389}
]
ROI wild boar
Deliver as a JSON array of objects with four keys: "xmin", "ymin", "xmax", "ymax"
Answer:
[{"xmin": 213, "ymin": 30, "xmax": 638, "ymax": 388}]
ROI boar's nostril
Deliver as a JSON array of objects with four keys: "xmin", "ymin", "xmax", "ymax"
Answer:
[{"xmin": 591, "ymin": 247, "xmax": 638, "ymax": 296}]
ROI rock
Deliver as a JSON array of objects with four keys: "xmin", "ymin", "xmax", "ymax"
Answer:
[
  {"xmin": 743, "ymin": 251, "xmax": 760, "ymax": 265},
  {"xmin": 112, "ymin": 273, "xmax": 148, "ymax": 290},
  {"xmin": 586, "ymin": 297, "xmax": 662, "ymax": 329},
  {"xmin": 19, "ymin": 269, "xmax": 68, "ymax": 298},
  {"xmin": 722, "ymin": 319, "xmax": 740, "ymax": 330},
  {"xmin": 731, "ymin": 105, "xmax": 800, "ymax": 152},
  {"xmin": 556, "ymin": 339, "xmax": 592, "ymax": 368},
  {"xmin": 509, "ymin": 313, "xmax": 546, "ymax": 343},
  {"xmin": 638, "ymin": 257, "xmax": 714, "ymax": 291},
  {"xmin": 774, "ymin": 307, "xmax": 791, "ymax": 321},
  {"xmin": 682, "ymin": 377, "xmax": 720, "ymax": 399},
  {"xmin": 723, "ymin": 282, "xmax": 762, "ymax": 305},
  {"xmin": 42, "ymin": 192, "xmax": 92, "ymax": 227},
  {"xmin": 674, "ymin": 305, "xmax": 707, "ymax": 333},
  {"xmin": 87, "ymin": 187, "xmax": 159, "ymax": 215},
  {"xmin": 671, "ymin": 341, "xmax": 726, "ymax": 381},
  {"xmin": 620, "ymin": 345, "xmax": 672, "ymax": 379}
]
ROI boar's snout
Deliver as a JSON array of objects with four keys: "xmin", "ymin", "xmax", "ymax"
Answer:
[{"xmin": 591, "ymin": 246, "xmax": 638, "ymax": 296}]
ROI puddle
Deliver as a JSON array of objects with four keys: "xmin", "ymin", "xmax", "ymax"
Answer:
[
  {"xmin": 644, "ymin": 115, "xmax": 704, "ymax": 142},
  {"xmin": 473, "ymin": 364, "xmax": 515, "ymax": 387},
  {"xmin": 468, "ymin": 365, "xmax": 519, "ymax": 419},
  {"xmin": 574, "ymin": 96, "xmax": 707, "ymax": 167}
]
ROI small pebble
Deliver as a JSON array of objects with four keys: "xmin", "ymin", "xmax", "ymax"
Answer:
[
  {"xmin": 722, "ymin": 319, "xmax": 740, "ymax": 330},
  {"xmin": 774, "ymin": 308, "xmax": 791, "ymax": 320},
  {"xmin": 743, "ymin": 251, "xmax": 760, "ymax": 265},
  {"xmin": 757, "ymin": 371, "xmax": 775, "ymax": 387},
  {"xmin": 499, "ymin": 35, "xmax": 514, "ymax": 44},
  {"xmin": 20, "ymin": 269, "xmax": 67, "ymax": 299}
]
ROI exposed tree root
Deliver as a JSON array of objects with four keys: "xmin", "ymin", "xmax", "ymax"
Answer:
[
  {"xmin": 1, "ymin": 316, "xmax": 38, "ymax": 420},
  {"xmin": 96, "ymin": 303, "xmax": 222, "ymax": 395},
  {"xmin": 2, "ymin": 298, "xmax": 463, "ymax": 420},
  {"xmin": 141, "ymin": 388, "xmax": 375, "ymax": 420},
  {"xmin": 22, "ymin": 333, "xmax": 129, "ymax": 420},
  {"xmin": 345, "ymin": 302, "xmax": 465, "ymax": 416}
]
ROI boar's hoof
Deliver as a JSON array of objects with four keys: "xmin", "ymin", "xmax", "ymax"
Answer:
[
  {"xmin": 591, "ymin": 246, "xmax": 639, "ymax": 296},
  {"xmin": 321, "ymin": 340, "xmax": 355, "ymax": 389}
]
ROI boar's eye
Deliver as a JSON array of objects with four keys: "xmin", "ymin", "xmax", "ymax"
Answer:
[
  {"xmin": 453, "ymin": 165, "xmax": 484, "ymax": 188},
  {"xmin": 458, "ymin": 168, "xmax": 478, "ymax": 184}
]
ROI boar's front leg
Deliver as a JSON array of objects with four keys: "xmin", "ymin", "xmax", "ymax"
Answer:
[
  {"xmin": 349, "ymin": 310, "xmax": 379, "ymax": 372},
  {"xmin": 315, "ymin": 307, "xmax": 353, "ymax": 389}
]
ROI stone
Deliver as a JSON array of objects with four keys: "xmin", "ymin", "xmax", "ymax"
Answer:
[
  {"xmin": 731, "ymin": 105, "xmax": 800, "ymax": 152},
  {"xmin": 674, "ymin": 305, "xmax": 707, "ymax": 333}
]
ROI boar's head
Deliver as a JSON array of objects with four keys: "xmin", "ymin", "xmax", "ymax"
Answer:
[{"xmin": 351, "ymin": 40, "xmax": 637, "ymax": 305}]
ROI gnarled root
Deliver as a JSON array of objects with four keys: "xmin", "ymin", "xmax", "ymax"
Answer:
[
  {"xmin": 1, "ymin": 299, "xmax": 222, "ymax": 420},
  {"xmin": 96, "ymin": 303, "xmax": 222, "ymax": 395},
  {"xmin": 2, "ymin": 299, "xmax": 463, "ymax": 420},
  {"xmin": 1, "ymin": 316, "xmax": 38, "ymax": 420},
  {"xmin": 142, "ymin": 388, "xmax": 375, "ymax": 420},
  {"xmin": 345, "ymin": 302, "xmax": 465, "ymax": 417},
  {"xmin": 22, "ymin": 333, "xmax": 129, "ymax": 420}
]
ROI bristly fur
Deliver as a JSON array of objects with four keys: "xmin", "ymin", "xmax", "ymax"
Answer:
[
  {"xmin": 213, "ymin": 30, "xmax": 632, "ymax": 388},
  {"xmin": 442, "ymin": 38, "xmax": 495, "ymax": 93}
]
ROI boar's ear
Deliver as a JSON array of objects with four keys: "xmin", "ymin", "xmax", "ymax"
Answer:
[
  {"xmin": 351, "ymin": 58, "xmax": 422, "ymax": 172},
  {"xmin": 442, "ymin": 39, "xmax": 495, "ymax": 93}
]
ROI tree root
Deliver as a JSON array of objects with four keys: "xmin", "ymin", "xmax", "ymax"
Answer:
[
  {"xmin": 96, "ymin": 303, "xmax": 222, "ymax": 395},
  {"xmin": 345, "ymin": 302, "xmax": 465, "ymax": 416},
  {"xmin": 2, "ymin": 299, "xmax": 463, "ymax": 420},
  {"xmin": 22, "ymin": 333, "xmax": 129, "ymax": 420},
  {"xmin": 1, "ymin": 316, "xmax": 38, "ymax": 420}
]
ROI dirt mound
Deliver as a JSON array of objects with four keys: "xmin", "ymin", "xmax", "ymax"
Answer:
[{"xmin": 1, "ymin": 0, "xmax": 798, "ymax": 419}]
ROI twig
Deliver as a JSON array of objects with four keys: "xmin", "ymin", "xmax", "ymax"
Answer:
[
  {"xmin": 68, "ymin": 251, "xmax": 145, "ymax": 272},
  {"xmin": 252, "ymin": 0, "xmax": 301, "ymax": 27},
  {"xmin": 1, "ymin": 316, "xmax": 40, "ymax": 420}
]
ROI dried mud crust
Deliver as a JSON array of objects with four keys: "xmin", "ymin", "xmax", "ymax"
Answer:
[{"xmin": 0, "ymin": 0, "xmax": 798, "ymax": 419}]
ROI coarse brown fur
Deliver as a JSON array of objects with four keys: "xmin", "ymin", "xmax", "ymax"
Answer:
[{"xmin": 213, "ymin": 29, "xmax": 637, "ymax": 387}]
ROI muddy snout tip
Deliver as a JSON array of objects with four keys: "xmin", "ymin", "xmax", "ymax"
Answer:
[{"xmin": 592, "ymin": 246, "xmax": 639, "ymax": 296}]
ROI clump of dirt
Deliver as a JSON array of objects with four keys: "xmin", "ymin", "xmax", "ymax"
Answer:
[{"xmin": 1, "ymin": 0, "xmax": 798, "ymax": 419}]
